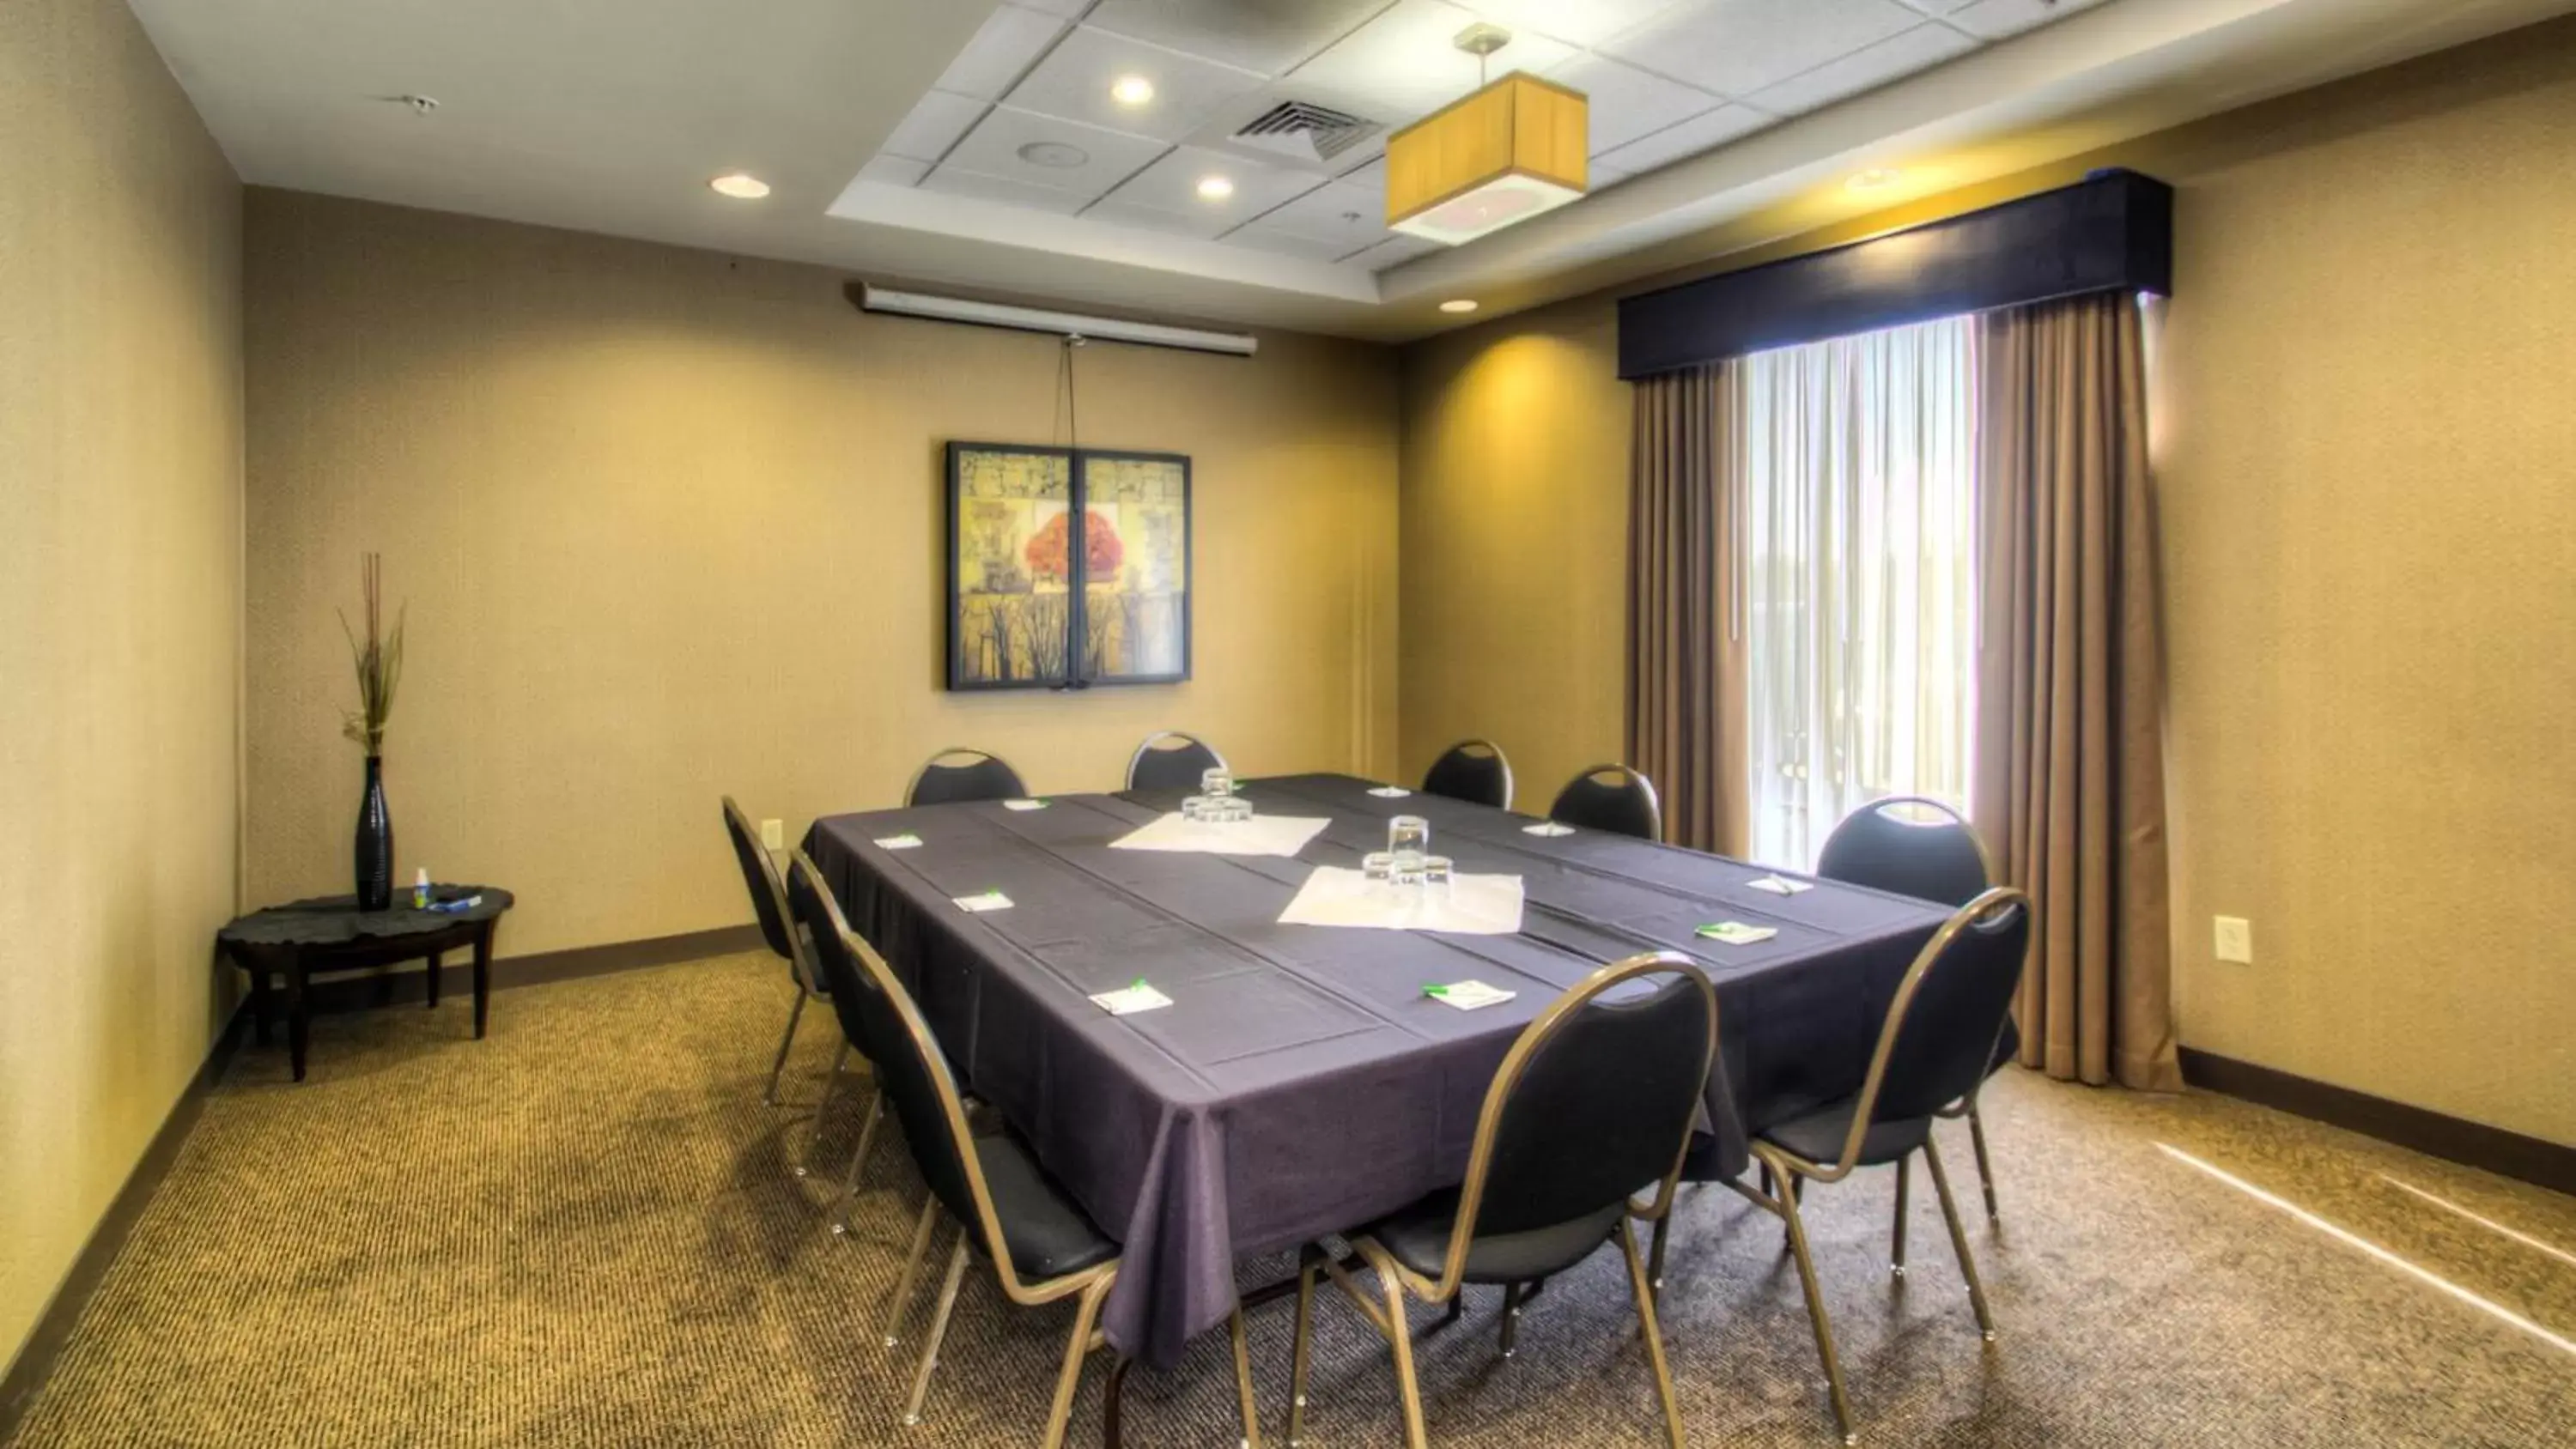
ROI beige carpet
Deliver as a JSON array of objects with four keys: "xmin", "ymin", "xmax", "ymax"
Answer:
[{"xmin": 9, "ymin": 951, "xmax": 2573, "ymax": 1447}]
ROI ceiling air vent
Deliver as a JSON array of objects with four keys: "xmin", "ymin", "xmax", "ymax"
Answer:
[{"xmin": 1230, "ymin": 100, "xmax": 1378, "ymax": 166}]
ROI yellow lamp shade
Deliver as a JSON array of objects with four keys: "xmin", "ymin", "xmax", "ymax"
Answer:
[{"xmin": 1385, "ymin": 72, "xmax": 1588, "ymax": 246}]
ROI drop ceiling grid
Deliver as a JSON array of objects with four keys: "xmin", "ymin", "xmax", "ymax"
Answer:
[{"xmin": 859, "ymin": 0, "xmax": 2074, "ymax": 270}]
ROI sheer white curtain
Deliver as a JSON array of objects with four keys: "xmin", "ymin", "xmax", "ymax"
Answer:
[{"xmin": 1740, "ymin": 315, "xmax": 1979, "ymax": 869}]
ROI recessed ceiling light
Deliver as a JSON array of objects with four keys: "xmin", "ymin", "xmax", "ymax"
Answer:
[
  {"xmin": 1111, "ymin": 75, "xmax": 1155, "ymax": 107},
  {"xmin": 1196, "ymin": 175, "xmax": 1236, "ymax": 201},
  {"xmin": 1439, "ymin": 299, "xmax": 1479, "ymax": 314},
  {"xmin": 710, "ymin": 173, "xmax": 770, "ymax": 200},
  {"xmin": 1018, "ymin": 141, "xmax": 1091, "ymax": 169},
  {"xmin": 1847, "ymin": 168, "xmax": 1899, "ymax": 191}
]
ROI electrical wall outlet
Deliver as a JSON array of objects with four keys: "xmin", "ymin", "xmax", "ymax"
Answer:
[
  {"xmin": 761, "ymin": 818, "xmax": 784, "ymax": 851},
  {"xmin": 2213, "ymin": 915, "xmax": 2253, "ymax": 965}
]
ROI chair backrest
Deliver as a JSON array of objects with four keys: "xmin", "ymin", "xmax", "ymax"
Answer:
[
  {"xmin": 1835, "ymin": 888, "xmax": 2033, "ymax": 1160},
  {"xmin": 1546, "ymin": 764, "xmax": 1663, "ymax": 842},
  {"xmin": 1420, "ymin": 739, "xmax": 1514, "ymax": 810},
  {"xmin": 781, "ymin": 852, "xmax": 884, "ymax": 1071},
  {"xmin": 1440, "ymin": 954, "xmax": 1716, "ymax": 1291},
  {"xmin": 906, "ymin": 748, "xmax": 1030, "ymax": 808},
  {"xmin": 1126, "ymin": 731, "xmax": 1225, "ymax": 792},
  {"xmin": 720, "ymin": 797, "xmax": 802, "ymax": 981},
  {"xmin": 1815, "ymin": 796, "xmax": 1992, "ymax": 907},
  {"xmin": 785, "ymin": 849, "xmax": 1026, "ymax": 1284}
]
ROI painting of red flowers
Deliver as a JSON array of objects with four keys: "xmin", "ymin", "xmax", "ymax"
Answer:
[{"xmin": 948, "ymin": 443, "xmax": 1188, "ymax": 689}]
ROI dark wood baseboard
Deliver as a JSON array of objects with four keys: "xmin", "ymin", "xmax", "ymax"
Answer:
[
  {"xmin": 0, "ymin": 922, "xmax": 763, "ymax": 1440},
  {"xmin": 2180, "ymin": 1047, "xmax": 2576, "ymax": 1197},
  {"xmin": 0, "ymin": 1004, "xmax": 248, "ymax": 1439}
]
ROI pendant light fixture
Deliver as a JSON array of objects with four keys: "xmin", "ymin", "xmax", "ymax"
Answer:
[{"xmin": 1384, "ymin": 23, "xmax": 1589, "ymax": 246}]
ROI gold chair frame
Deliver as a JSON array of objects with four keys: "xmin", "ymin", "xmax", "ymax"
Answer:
[
  {"xmin": 788, "ymin": 849, "xmax": 1261, "ymax": 1448},
  {"xmin": 722, "ymin": 797, "xmax": 848, "ymax": 1130},
  {"xmin": 1421, "ymin": 737, "xmax": 1515, "ymax": 810},
  {"xmin": 1714, "ymin": 887, "xmax": 2030, "ymax": 1446},
  {"xmin": 1286, "ymin": 952, "xmax": 1716, "ymax": 1449}
]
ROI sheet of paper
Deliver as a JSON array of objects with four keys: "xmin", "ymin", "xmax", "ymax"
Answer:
[
  {"xmin": 1695, "ymin": 920, "xmax": 1777, "ymax": 945},
  {"xmin": 953, "ymin": 890, "xmax": 1014, "ymax": 913},
  {"xmin": 1747, "ymin": 874, "xmax": 1812, "ymax": 895},
  {"xmin": 1090, "ymin": 981, "xmax": 1173, "ymax": 1016},
  {"xmin": 1109, "ymin": 812, "xmax": 1332, "ymax": 858},
  {"xmin": 1367, "ymin": 785, "xmax": 1413, "ymax": 797},
  {"xmin": 1276, "ymin": 866, "xmax": 1525, "ymax": 935},
  {"xmin": 1522, "ymin": 822, "xmax": 1577, "ymax": 837},
  {"xmin": 1425, "ymin": 979, "xmax": 1516, "ymax": 1010},
  {"xmin": 1002, "ymin": 798, "xmax": 1048, "ymax": 811},
  {"xmin": 873, "ymin": 833, "xmax": 924, "ymax": 851}
]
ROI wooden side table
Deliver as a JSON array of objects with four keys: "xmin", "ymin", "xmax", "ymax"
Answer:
[{"xmin": 216, "ymin": 887, "xmax": 514, "ymax": 1081}]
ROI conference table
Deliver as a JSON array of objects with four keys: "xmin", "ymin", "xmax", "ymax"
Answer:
[{"xmin": 802, "ymin": 773, "xmax": 1949, "ymax": 1374}]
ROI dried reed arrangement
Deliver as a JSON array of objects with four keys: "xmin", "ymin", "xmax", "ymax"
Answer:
[{"xmin": 337, "ymin": 553, "xmax": 405, "ymax": 755}]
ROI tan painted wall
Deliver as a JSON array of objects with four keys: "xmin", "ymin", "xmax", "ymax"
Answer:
[
  {"xmin": 1399, "ymin": 22, "xmax": 2576, "ymax": 1144},
  {"xmin": 0, "ymin": 0, "xmax": 243, "ymax": 1379},
  {"xmin": 241, "ymin": 191, "xmax": 1400, "ymax": 958}
]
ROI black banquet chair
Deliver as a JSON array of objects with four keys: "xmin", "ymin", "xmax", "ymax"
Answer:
[
  {"xmin": 788, "ymin": 851, "xmax": 1262, "ymax": 1446},
  {"xmin": 1815, "ymin": 796, "xmax": 2014, "ymax": 1221},
  {"xmin": 720, "ymin": 797, "xmax": 834, "ymax": 1112},
  {"xmin": 1737, "ymin": 888, "xmax": 2032, "ymax": 1445},
  {"xmin": 781, "ymin": 853, "xmax": 897, "ymax": 1234},
  {"xmin": 906, "ymin": 747, "xmax": 1030, "ymax": 807},
  {"xmin": 1546, "ymin": 763, "xmax": 1663, "ymax": 842},
  {"xmin": 1419, "ymin": 738, "xmax": 1513, "ymax": 809},
  {"xmin": 1125, "ymin": 731, "xmax": 1225, "ymax": 792},
  {"xmin": 1287, "ymin": 952, "xmax": 1716, "ymax": 1449}
]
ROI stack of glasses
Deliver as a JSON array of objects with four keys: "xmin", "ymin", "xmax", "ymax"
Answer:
[
  {"xmin": 1362, "ymin": 815, "xmax": 1454, "ymax": 896},
  {"xmin": 1181, "ymin": 767, "xmax": 1254, "ymax": 823}
]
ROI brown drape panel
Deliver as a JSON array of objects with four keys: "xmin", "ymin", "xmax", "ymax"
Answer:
[
  {"xmin": 1974, "ymin": 293, "xmax": 2181, "ymax": 1091},
  {"xmin": 1626, "ymin": 363, "xmax": 1749, "ymax": 857}
]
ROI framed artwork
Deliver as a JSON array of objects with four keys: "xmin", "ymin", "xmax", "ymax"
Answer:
[{"xmin": 946, "ymin": 442, "xmax": 1191, "ymax": 691}]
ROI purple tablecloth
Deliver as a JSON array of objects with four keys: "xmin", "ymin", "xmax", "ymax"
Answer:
[{"xmin": 803, "ymin": 773, "xmax": 1947, "ymax": 1368}]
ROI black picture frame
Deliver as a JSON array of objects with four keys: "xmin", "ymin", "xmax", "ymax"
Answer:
[{"xmin": 945, "ymin": 441, "xmax": 1192, "ymax": 692}]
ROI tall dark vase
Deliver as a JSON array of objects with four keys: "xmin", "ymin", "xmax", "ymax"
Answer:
[{"xmin": 355, "ymin": 755, "xmax": 394, "ymax": 911}]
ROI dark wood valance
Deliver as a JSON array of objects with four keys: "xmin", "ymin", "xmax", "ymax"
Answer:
[{"xmin": 1616, "ymin": 168, "xmax": 2173, "ymax": 379}]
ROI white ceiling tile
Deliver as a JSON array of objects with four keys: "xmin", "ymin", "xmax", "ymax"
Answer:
[
  {"xmin": 1223, "ymin": 224, "xmax": 1355, "ymax": 262},
  {"xmin": 934, "ymin": 5, "xmax": 1072, "ymax": 101},
  {"xmin": 1084, "ymin": 0, "xmax": 1395, "ymax": 75},
  {"xmin": 860, "ymin": 154, "xmax": 931, "ymax": 186},
  {"xmin": 881, "ymin": 89, "xmax": 991, "ymax": 163},
  {"xmin": 1600, "ymin": 0, "xmax": 1922, "ymax": 98},
  {"xmin": 1591, "ymin": 161, "xmax": 1636, "ymax": 186},
  {"xmin": 919, "ymin": 165, "xmax": 1092, "ymax": 215},
  {"xmin": 1546, "ymin": 51, "xmax": 1721, "ymax": 156},
  {"xmin": 1082, "ymin": 197, "xmax": 1234, "ymax": 239},
  {"xmin": 1746, "ymin": 21, "xmax": 1978, "ymax": 116},
  {"xmin": 1456, "ymin": 0, "xmax": 1685, "ymax": 47},
  {"xmin": 1014, "ymin": 0, "xmax": 1093, "ymax": 14},
  {"xmin": 1287, "ymin": 0, "xmax": 1577, "ymax": 126},
  {"xmin": 1102, "ymin": 144, "xmax": 1327, "ymax": 222},
  {"xmin": 1348, "ymin": 233, "xmax": 1443, "ymax": 270},
  {"xmin": 942, "ymin": 105, "xmax": 1172, "ymax": 200},
  {"xmin": 1591, "ymin": 102, "xmax": 1774, "ymax": 173},
  {"xmin": 1245, "ymin": 179, "xmax": 1387, "ymax": 246},
  {"xmin": 1336, "ymin": 154, "xmax": 1387, "ymax": 191},
  {"xmin": 1889, "ymin": 0, "xmax": 1978, "ymax": 14},
  {"xmin": 1006, "ymin": 25, "xmax": 1268, "ymax": 142},
  {"xmin": 1947, "ymin": 0, "xmax": 2108, "ymax": 39}
]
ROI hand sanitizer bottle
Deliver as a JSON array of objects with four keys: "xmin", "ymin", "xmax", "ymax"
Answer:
[{"xmin": 413, "ymin": 868, "xmax": 431, "ymax": 910}]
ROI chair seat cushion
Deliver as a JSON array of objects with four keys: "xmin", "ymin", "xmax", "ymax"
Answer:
[
  {"xmin": 975, "ymin": 1134, "xmax": 1118, "ymax": 1281},
  {"xmin": 1361, "ymin": 1189, "xmax": 1625, "ymax": 1285},
  {"xmin": 1760, "ymin": 1100, "xmax": 1930, "ymax": 1168}
]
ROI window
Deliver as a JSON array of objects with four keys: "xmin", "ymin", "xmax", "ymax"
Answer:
[{"xmin": 1740, "ymin": 315, "xmax": 1978, "ymax": 867}]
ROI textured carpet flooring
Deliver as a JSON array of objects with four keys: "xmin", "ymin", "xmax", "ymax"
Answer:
[{"xmin": 10, "ymin": 951, "xmax": 2574, "ymax": 1447}]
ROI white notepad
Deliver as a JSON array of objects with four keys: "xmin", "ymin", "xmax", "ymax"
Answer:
[
  {"xmin": 873, "ymin": 833, "xmax": 924, "ymax": 851},
  {"xmin": 1747, "ymin": 874, "xmax": 1813, "ymax": 895},
  {"xmin": 1002, "ymin": 798, "xmax": 1048, "ymax": 812},
  {"xmin": 952, "ymin": 890, "xmax": 1014, "ymax": 913},
  {"xmin": 1090, "ymin": 981, "xmax": 1173, "ymax": 1016},
  {"xmin": 1367, "ymin": 785, "xmax": 1413, "ymax": 798},
  {"xmin": 1276, "ymin": 867, "xmax": 1525, "ymax": 935},
  {"xmin": 1522, "ymin": 822, "xmax": 1577, "ymax": 837},
  {"xmin": 1695, "ymin": 920, "xmax": 1777, "ymax": 945},
  {"xmin": 1424, "ymin": 979, "xmax": 1516, "ymax": 1010},
  {"xmin": 1109, "ymin": 813, "xmax": 1332, "ymax": 858}
]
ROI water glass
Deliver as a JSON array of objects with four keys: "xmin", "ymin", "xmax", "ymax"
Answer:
[
  {"xmin": 1421, "ymin": 855, "xmax": 1455, "ymax": 897},
  {"xmin": 1201, "ymin": 767, "xmax": 1235, "ymax": 798},
  {"xmin": 1215, "ymin": 794, "xmax": 1253, "ymax": 823},
  {"xmin": 1181, "ymin": 795, "xmax": 1209, "ymax": 822},
  {"xmin": 1361, "ymin": 852, "xmax": 1395, "ymax": 886},
  {"xmin": 1387, "ymin": 815, "xmax": 1431, "ymax": 858}
]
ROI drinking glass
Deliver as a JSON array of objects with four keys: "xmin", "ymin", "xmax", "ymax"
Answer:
[
  {"xmin": 1216, "ymin": 794, "xmax": 1253, "ymax": 823},
  {"xmin": 1387, "ymin": 815, "xmax": 1431, "ymax": 858},
  {"xmin": 1201, "ymin": 767, "xmax": 1234, "ymax": 798},
  {"xmin": 1181, "ymin": 795, "xmax": 1209, "ymax": 822},
  {"xmin": 1421, "ymin": 855, "xmax": 1455, "ymax": 897},
  {"xmin": 1362, "ymin": 852, "xmax": 1395, "ymax": 887}
]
